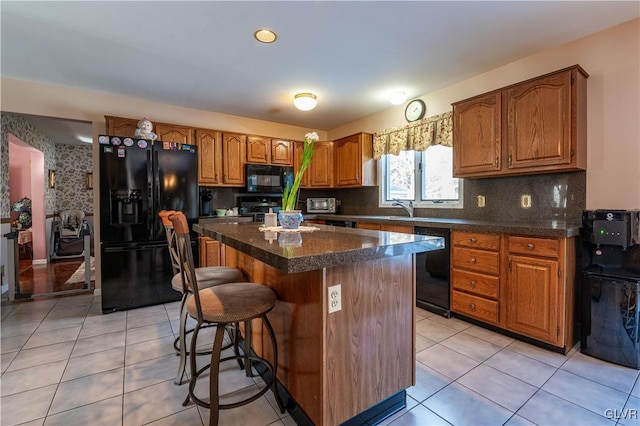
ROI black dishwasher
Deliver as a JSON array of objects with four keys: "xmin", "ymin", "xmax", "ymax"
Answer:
[{"xmin": 415, "ymin": 227, "xmax": 450, "ymax": 317}]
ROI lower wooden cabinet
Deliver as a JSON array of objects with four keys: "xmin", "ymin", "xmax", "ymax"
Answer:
[
  {"xmin": 451, "ymin": 231, "xmax": 501, "ymax": 326},
  {"xmin": 200, "ymin": 236, "xmax": 221, "ymax": 267},
  {"xmin": 355, "ymin": 223, "xmax": 414, "ymax": 234},
  {"xmin": 505, "ymin": 235, "xmax": 573, "ymax": 347},
  {"xmin": 450, "ymin": 231, "xmax": 576, "ymax": 351}
]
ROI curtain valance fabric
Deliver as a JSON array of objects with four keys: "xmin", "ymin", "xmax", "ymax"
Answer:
[{"xmin": 373, "ymin": 111, "xmax": 453, "ymax": 160}]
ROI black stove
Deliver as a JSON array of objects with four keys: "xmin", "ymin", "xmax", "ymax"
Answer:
[{"xmin": 237, "ymin": 194, "xmax": 282, "ymax": 223}]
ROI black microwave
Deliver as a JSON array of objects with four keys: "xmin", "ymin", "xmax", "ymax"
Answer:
[{"xmin": 246, "ymin": 164, "xmax": 294, "ymax": 193}]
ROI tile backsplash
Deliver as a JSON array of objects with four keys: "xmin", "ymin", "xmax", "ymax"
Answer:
[{"xmin": 299, "ymin": 171, "xmax": 586, "ymax": 223}]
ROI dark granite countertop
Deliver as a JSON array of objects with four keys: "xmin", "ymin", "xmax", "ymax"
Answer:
[
  {"xmin": 193, "ymin": 222, "xmax": 444, "ymax": 274},
  {"xmin": 198, "ymin": 216, "xmax": 254, "ymax": 224},
  {"xmin": 310, "ymin": 215, "xmax": 581, "ymax": 238}
]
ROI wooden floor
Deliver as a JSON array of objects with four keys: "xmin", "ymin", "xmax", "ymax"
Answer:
[{"xmin": 16, "ymin": 258, "xmax": 94, "ymax": 296}]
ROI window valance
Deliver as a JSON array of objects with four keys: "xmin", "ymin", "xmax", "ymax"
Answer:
[{"xmin": 373, "ymin": 111, "xmax": 453, "ymax": 160}]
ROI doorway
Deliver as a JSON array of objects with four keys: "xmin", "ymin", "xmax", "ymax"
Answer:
[{"xmin": 3, "ymin": 113, "xmax": 94, "ymax": 299}]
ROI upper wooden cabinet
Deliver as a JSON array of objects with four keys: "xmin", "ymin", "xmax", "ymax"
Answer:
[
  {"xmin": 105, "ymin": 116, "xmax": 138, "ymax": 138},
  {"xmin": 271, "ymin": 139, "xmax": 293, "ymax": 166},
  {"xmin": 246, "ymin": 137, "xmax": 293, "ymax": 166},
  {"xmin": 295, "ymin": 141, "xmax": 334, "ymax": 188},
  {"xmin": 453, "ymin": 92, "xmax": 502, "ymax": 176},
  {"xmin": 246, "ymin": 136, "xmax": 270, "ymax": 164},
  {"xmin": 221, "ymin": 133, "xmax": 246, "ymax": 186},
  {"xmin": 195, "ymin": 129, "xmax": 222, "ymax": 185},
  {"xmin": 155, "ymin": 124, "xmax": 193, "ymax": 145},
  {"xmin": 452, "ymin": 65, "xmax": 588, "ymax": 178},
  {"xmin": 334, "ymin": 132, "xmax": 376, "ymax": 187}
]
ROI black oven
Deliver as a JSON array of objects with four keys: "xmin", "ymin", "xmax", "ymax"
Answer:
[{"xmin": 246, "ymin": 164, "xmax": 294, "ymax": 193}]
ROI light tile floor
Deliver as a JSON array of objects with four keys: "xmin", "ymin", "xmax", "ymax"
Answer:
[{"xmin": 1, "ymin": 294, "xmax": 639, "ymax": 426}]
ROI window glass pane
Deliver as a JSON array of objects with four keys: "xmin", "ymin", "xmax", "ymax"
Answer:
[
  {"xmin": 386, "ymin": 151, "xmax": 415, "ymax": 201},
  {"xmin": 421, "ymin": 145, "xmax": 459, "ymax": 201}
]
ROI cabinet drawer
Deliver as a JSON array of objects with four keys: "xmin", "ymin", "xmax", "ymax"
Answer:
[
  {"xmin": 452, "ymin": 232, "xmax": 500, "ymax": 250},
  {"xmin": 452, "ymin": 247, "xmax": 500, "ymax": 275},
  {"xmin": 508, "ymin": 236, "xmax": 559, "ymax": 258},
  {"xmin": 452, "ymin": 269, "xmax": 499, "ymax": 299},
  {"xmin": 452, "ymin": 290, "xmax": 498, "ymax": 324}
]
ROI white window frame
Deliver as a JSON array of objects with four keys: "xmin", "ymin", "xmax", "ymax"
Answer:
[{"xmin": 378, "ymin": 148, "xmax": 464, "ymax": 209}]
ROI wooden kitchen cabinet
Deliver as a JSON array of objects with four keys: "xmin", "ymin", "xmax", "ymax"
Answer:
[
  {"xmin": 270, "ymin": 139, "xmax": 293, "ymax": 166},
  {"xmin": 247, "ymin": 137, "xmax": 293, "ymax": 166},
  {"xmin": 221, "ymin": 133, "xmax": 246, "ymax": 186},
  {"xmin": 296, "ymin": 141, "xmax": 334, "ymax": 187},
  {"xmin": 451, "ymin": 230, "xmax": 576, "ymax": 352},
  {"xmin": 246, "ymin": 136, "xmax": 270, "ymax": 164},
  {"xmin": 334, "ymin": 132, "xmax": 376, "ymax": 187},
  {"xmin": 155, "ymin": 123, "xmax": 193, "ymax": 145},
  {"xmin": 505, "ymin": 235, "xmax": 574, "ymax": 347},
  {"xmin": 452, "ymin": 65, "xmax": 587, "ymax": 178},
  {"xmin": 357, "ymin": 223, "xmax": 414, "ymax": 233},
  {"xmin": 451, "ymin": 231, "xmax": 501, "ymax": 325},
  {"xmin": 453, "ymin": 92, "xmax": 502, "ymax": 176},
  {"xmin": 105, "ymin": 116, "xmax": 139, "ymax": 138},
  {"xmin": 194, "ymin": 129, "xmax": 222, "ymax": 185},
  {"xmin": 200, "ymin": 236, "xmax": 221, "ymax": 266}
]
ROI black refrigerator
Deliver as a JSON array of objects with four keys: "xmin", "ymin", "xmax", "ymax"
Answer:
[{"xmin": 99, "ymin": 135, "xmax": 199, "ymax": 313}]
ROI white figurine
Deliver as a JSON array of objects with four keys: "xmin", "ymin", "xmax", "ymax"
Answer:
[{"xmin": 134, "ymin": 117, "xmax": 158, "ymax": 141}]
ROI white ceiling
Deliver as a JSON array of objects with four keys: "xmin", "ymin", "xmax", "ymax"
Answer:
[{"xmin": 2, "ymin": 1, "xmax": 638, "ymax": 144}]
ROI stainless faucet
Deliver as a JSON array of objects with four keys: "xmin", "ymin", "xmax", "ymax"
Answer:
[{"xmin": 391, "ymin": 199, "xmax": 414, "ymax": 217}]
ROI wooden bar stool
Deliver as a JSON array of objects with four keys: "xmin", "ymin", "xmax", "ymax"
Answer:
[
  {"xmin": 158, "ymin": 210, "xmax": 247, "ymax": 385},
  {"xmin": 169, "ymin": 212, "xmax": 285, "ymax": 426}
]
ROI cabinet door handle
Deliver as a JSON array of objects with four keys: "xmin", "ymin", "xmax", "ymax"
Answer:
[
  {"xmin": 470, "ymin": 238, "xmax": 477, "ymax": 243},
  {"xmin": 470, "ymin": 258, "xmax": 477, "ymax": 263},
  {"xmin": 469, "ymin": 303, "xmax": 476, "ymax": 310},
  {"xmin": 527, "ymin": 243, "xmax": 534, "ymax": 249},
  {"xmin": 469, "ymin": 280, "xmax": 476, "ymax": 287}
]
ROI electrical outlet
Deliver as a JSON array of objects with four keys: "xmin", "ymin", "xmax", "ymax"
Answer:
[
  {"xmin": 477, "ymin": 195, "xmax": 485, "ymax": 208},
  {"xmin": 521, "ymin": 194, "xmax": 532, "ymax": 208},
  {"xmin": 328, "ymin": 284, "xmax": 342, "ymax": 313}
]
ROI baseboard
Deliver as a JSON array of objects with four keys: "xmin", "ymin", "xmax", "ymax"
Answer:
[{"xmin": 33, "ymin": 258, "xmax": 48, "ymax": 265}]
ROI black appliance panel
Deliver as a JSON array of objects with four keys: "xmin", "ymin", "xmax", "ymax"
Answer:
[
  {"xmin": 153, "ymin": 145, "xmax": 199, "ymax": 240},
  {"xmin": 324, "ymin": 220, "xmax": 356, "ymax": 228},
  {"xmin": 99, "ymin": 143, "xmax": 151, "ymax": 243},
  {"xmin": 246, "ymin": 164, "xmax": 294, "ymax": 193},
  {"xmin": 100, "ymin": 240, "xmax": 197, "ymax": 313},
  {"xmin": 415, "ymin": 227, "xmax": 450, "ymax": 317},
  {"xmin": 580, "ymin": 209, "xmax": 640, "ymax": 369}
]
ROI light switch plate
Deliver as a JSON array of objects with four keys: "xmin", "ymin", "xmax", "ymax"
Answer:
[
  {"xmin": 521, "ymin": 194, "xmax": 532, "ymax": 208},
  {"xmin": 477, "ymin": 195, "xmax": 485, "ymax": 208}
]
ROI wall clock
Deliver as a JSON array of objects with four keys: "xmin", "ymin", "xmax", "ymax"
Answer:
[{"xmin": 405, "ymin": 99, "xmax": 426, "ymax": 122}]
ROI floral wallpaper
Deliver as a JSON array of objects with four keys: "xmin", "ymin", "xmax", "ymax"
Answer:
[
  {"xmin": 1, "ymin": 113, "xmax": 57, "ymax": 218},
  {"xmin": 1, "ymin": 113, "xmax": 93, "ymax": 218},
  {"xmin": 55, "ymin": 144, "xmax": 93, "ymax": 213}
]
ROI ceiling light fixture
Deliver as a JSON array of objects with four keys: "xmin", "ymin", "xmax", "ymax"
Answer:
[
  {"xmin": 78, "ymin": 136, "xmax": 93, "ymax": 144},
  {"xmin": 254, "ymin": 28, "xmax": 277, "ymax": 43},
  {"xmin": 294, "ymin": 93, "xmax": 317, "ymax": 111},
  {"xmin": 389, "ymin": 91, "xmax": 407, "ymax": 105}
]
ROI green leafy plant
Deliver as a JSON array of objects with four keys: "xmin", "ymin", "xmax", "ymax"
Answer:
[{"xmin": 282, "ymin": 131, "xmax": 319, "ymax": 211}]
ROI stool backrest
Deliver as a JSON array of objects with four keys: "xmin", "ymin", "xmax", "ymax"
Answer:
[
  {"xmin": 169, "ymin": 212, "xmax": 204, "ymax": 321},
  {"xmin": 158, "ymin": 210, "xmax": 180, "ymax": 277}
]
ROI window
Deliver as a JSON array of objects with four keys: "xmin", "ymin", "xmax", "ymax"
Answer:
[{"xmin": 380, "ymin": 145, "xmax": 463, "ymax": 208}]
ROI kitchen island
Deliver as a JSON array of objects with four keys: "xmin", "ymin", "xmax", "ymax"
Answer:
[{"xmin": 193, "ymin": 222, "xmax": 444, "ymax": 425}]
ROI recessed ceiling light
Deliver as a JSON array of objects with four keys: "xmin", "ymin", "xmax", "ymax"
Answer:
[
  {"xmin": 389, "ymin": 91, "xmax": 407, "ymax": 105},
  {"xmin": 294, "ymin": 93, "xmax": 317, "ymax": 111},
  {"xmin": 254, "ymin": 28, "xmax": 277, "ymax": 43},
  {"xmin": 78, "ymin": 136, "xmax": 92, "ymax": 143}
]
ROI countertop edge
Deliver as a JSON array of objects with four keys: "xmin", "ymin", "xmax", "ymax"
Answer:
[
  {"xmin": 193, "ymin": 223, "xmax": 444, "ymax": 273},
  {"xmin": 310, "ymin": 215, "xmax": 581, "ymax": 238}
]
